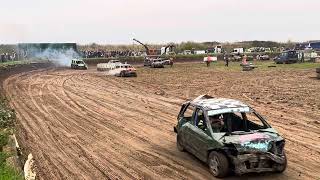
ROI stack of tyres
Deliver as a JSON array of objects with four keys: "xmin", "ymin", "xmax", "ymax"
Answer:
[
  {"xmin": 242, "ymin": 64, "xmax": 254, "ymax": 71},
  {"xmin": 316, "ymin": 68, "xmax": 320, "ymax": 79}
]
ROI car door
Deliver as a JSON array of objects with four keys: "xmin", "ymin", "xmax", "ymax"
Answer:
[
  {"xmin": 176, "ymin": 104, "xmax": 196, "ymax": 153},
  {"xmin": 185, "ymin": 108, "xmax": 213, "ymax": 162}
]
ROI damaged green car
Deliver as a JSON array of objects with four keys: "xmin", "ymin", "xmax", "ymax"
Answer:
[{"xmin": 174, "ymin": 95, "xmax": 287, "ymax": 178}]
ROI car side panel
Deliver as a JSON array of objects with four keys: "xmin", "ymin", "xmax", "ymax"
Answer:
[
  {"xmin": 187, "ymin": 125, "xmax": 213, "ymax": 162},
  {"xmin": 180, "ymin": 122, "xmax": 198, "ymax": 155}
]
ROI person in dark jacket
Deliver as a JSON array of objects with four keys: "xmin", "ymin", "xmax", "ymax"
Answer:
[{"xmin": 224, "ymin": 53, "xmax": 229, "ymax": 67}]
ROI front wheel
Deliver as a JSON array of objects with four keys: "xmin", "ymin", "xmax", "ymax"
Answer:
[
  {"xmin": 208, "ymin": 151, "xmax": 229, "ymax": 178},
  {"xmin": 176, "ymin": 135, "xmax": 184, "ymax": 152}
]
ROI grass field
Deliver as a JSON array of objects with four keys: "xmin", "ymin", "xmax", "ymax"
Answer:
[{"xmin": 0, "ymin": 61, "xmax": 31, "ymax": 68}]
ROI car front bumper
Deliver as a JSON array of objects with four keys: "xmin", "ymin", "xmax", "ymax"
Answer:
[{"xmin": 230, "ymin": 152, "xmax": 286, "ymax": 174}]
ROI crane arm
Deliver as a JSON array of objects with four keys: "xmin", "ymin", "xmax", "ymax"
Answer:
[{"xmin": 133, "ymin": 39, "xmax": 150, "ymax": 55}]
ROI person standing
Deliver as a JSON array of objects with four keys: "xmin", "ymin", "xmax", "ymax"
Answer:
[
  {"xmin": 242, "ymin": 54, "xmax": 248, "ymax": 65},
  {"xmin": 206, "ymin": 55, "xmax": 212, "ymax": 67},
  {"xmin": 224, "ymin": 53, "xmax": 229, "ymax": 67}
]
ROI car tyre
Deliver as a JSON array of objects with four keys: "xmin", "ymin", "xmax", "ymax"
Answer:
[
  {"xmin": 120, "ymin": 71, "xmax": 125, "ymax": 77},
  {"xmin": 208, "ymin": 151, "xmax": 229, "ymax": 178},
  {"xmin": 176, "ymin": 135, "xmax": 184, "ymax": 152}
]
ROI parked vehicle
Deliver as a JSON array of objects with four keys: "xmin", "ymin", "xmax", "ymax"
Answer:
[
  {"xmin": 230, "ymin": 55, "xmax": 242, "ymax": 61},
  {"xmin": 183, "ymin": 50, "xmax": 192, "ymax": 55},
  {"xmin": 174, "ymin": 95, "xmax": 287, "ymax": 178},
  {"xmin": 231, "ymin": 48, "xmax": 244, "ymax": 55},
  {"xmin": 150, "ymin": 59, "xmax": 164, "ymax": 68},
  {"xmin": 71, "ymin": 59, "xmax": 88, "ymax": 70},
  {"xmin": 274, "ymin": 51, "xmax": 299, "ymax": 64},
  {"xmin": 257, "ymin": 54, "xmax": 270, "ymax": 60},
  {"xmin": 144, "ymin": 56, "xmax": 164, "ymax": 67},
  {"xmin": 194, "ymin": 50, "xmax": 206, "ymax": 55}
]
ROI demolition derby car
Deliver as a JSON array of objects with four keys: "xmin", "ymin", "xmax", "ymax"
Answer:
[
  {"xmin": 71, "ymin": 59, "xmax": 88, "ymax": 70},
  {"xmin": 113, "ymin": 63, "xmax": 137, "ymax": 77},
  {"xmin": 174, "ymin": 95, "xmax": 286, "ymax": 178}
]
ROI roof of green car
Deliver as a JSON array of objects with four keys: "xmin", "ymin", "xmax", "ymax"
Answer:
[{"xmin": 191, "ymin": 95, "xmax": 249, "ymax": 111}]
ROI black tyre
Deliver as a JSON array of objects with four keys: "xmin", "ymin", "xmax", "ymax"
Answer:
[
  {"xmin": 208, "ymin": 151, "xmax": 229, "ymax": 178},
  {"xmin": 176, "ymin": 135, "xmax": 184, "ymax": 152},
  {"xmin": 274, "ymin": 152, "xmax": 287, "ymax": 173}
]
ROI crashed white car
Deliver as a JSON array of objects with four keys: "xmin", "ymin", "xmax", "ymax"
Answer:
[
  {"xmin": 109, "ymin": 63, "xmax": 137, "ymax": 77},
  {"xmin": 97, "ymin": 60, "xmax": 121, "ymax": 71}
]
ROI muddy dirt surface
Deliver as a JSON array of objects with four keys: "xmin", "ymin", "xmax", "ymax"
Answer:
[
  {"xmin": 0, "ymin": 62, "xmax": 53, "ymax": 94},
  {"xmin": 3, "ymin": 64, "xmax": 320, "ymax": 179}
]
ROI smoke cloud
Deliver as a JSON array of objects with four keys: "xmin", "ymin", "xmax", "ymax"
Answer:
[{"xmin": 34, "ymin": 48, "xmax": 80, "ymax": 67}]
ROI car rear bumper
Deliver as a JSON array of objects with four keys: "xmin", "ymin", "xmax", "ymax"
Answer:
[{"xmin": 231, "ymin": 152, "xmax": 286, "ymax": 174}]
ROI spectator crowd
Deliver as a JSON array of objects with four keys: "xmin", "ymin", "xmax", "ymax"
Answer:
[
  {"xmin": 80, "ymin": 50, "xmax": 139, "ymax": 58},
  {"xmin": 0, "ymin": 52, "xmax": 17, "ymax": 62}
]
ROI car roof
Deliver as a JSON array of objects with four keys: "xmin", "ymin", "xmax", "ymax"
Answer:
[{"xmin": 190, "ymin": 95, "xmax": 249, "ymax": 111}]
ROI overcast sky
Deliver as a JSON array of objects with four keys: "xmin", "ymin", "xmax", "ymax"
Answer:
[{"xmin": 0, "ymin": 0, "xmax": 319, "ymax": 44}]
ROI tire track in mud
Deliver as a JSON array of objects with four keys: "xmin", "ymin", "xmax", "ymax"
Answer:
[
  {"xmin": 3, "ymin": 67, "xmax": 320, "ymax": 180},
  {"xmin": 4, "ymin": 69, "xmax": 212, "ymax": 179}
]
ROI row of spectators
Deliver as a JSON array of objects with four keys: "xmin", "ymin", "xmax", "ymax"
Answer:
[
  {"xmin": 80, "ymin": 50, "xmax": 141, "ymax": 58},
  {"xmin": 0, "ymin": 52, "xmax": 17, "ymax": 62}
]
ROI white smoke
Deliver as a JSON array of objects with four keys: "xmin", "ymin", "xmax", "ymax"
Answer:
[{"xmin": 34, "ymin": 48, "xmax": 80, "ymax": 67}]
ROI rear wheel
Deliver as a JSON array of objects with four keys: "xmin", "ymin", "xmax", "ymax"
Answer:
[{"xmin": 208, "ymin": 151, "xmax": 229, "ymax": 178}]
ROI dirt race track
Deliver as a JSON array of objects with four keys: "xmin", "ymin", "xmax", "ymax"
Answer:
[{"xmin": 3, "ymin": 63, "xmax": 320, "ymax": 180}]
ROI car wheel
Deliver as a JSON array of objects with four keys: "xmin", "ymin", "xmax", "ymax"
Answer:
[
  {"xmin": 208, "ymin": 151, "xmax": 229, "ymax": 178},
  {"xmin": 176, "ymin": 135, "xmax": 185, "ymax": 152},
  {"xmin": 274, "ymin": 152, "xmax": 287, "ymax": 173}
]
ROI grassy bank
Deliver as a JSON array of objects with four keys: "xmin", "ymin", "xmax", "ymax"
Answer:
[
  {"xmin": 0, "ymin": 97, "xmax": 23, "ymax": 179},
  {"xmin": 157, "ymin": 60, "xmax": 320, "ymax": 72}
]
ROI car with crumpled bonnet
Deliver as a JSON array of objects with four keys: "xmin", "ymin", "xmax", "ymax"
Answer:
[{"xmin": 174, "ymin": 95, "xmax": 286, "ymax": 178}]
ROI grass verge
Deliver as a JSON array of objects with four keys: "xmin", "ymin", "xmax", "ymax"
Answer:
[{"xmin": 0, "ymin": 97, "xmax": 23, "ymax": 180}]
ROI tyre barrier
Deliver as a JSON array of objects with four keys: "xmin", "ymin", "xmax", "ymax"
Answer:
[
  {"xmin": 242, "ymin": 65, "xmax": 255, "ymax": 71},
  {"xmin": 24, "ymin": 154, "xmax": 36, "ymax": 180}
]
